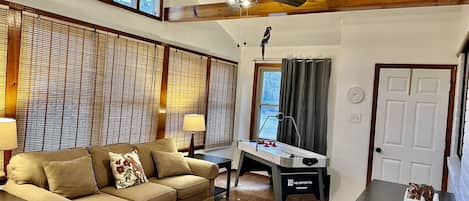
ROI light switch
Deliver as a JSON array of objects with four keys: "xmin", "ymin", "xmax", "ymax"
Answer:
[{"xmin": 350, "ymin": 113, "xmax": 362, "ymax": 123}]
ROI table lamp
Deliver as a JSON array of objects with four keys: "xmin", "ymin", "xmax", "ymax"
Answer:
[
  {"xmin": 0, "ymin": 118, "xmax": 17, "ymax": 185},
  {"xmin": 183, "ymin": 114, "xmax": 205, "ymax": 158}
]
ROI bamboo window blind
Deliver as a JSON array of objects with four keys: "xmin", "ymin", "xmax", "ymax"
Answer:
[
  {"xmin": 16, "ymin": 14, "xmax": 163, "ymax": 152},
  {"xmin": 165, "ymin": 48, "xmax": 208, "ymax": 149},
  {"xmin": 205, "ymin": 59, "xmax": 237, "ymax": 149}
]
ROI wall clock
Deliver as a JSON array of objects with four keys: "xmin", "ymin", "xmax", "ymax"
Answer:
[{"xmin": 347, "ymin": 86, "xmax": 365, "ymax": 104}]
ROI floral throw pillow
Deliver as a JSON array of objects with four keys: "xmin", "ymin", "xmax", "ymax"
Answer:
[{"xmin": 109, "ymin": 150, "xmax": 148, "ymax": 189}]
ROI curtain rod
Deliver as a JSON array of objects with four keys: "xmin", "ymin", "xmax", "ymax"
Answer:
[{"xmin": 252, "ymin": 57, "xmax": 331, "ymax": 62}]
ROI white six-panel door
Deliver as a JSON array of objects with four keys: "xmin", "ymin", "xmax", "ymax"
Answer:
[{"xmin": 372, "ymin": 68, "xmax": 451, "ymax": 190}]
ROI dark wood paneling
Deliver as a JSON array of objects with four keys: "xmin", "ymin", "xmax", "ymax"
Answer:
[
  {"xmin": 3, "ymin": 8, "xmax": 21, "ymax": 175},
  {"xmin": 203, "ymin": 57, "xmax": 212, "ymax": 148},
  {"xmin": 157, "ymin": 44, "xmax": 170, "ymax": 139},
  {"xmin": 366, "ymin": 64, "xmax": 457, "ymax": 193},
  {"xmin": 249, "ymin": 63, "xmax": 282, "ymax": 140},
  {"xmin": 165, "ymin": 0, "xmax": 469, "ymax": 22}
]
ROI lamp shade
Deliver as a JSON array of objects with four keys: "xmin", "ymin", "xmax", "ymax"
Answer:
[
  {"xmin": 0, "ymin": 118, "xmax": 17, "ymax": 150},
  {"xmin": 183, "ymin": 114, "xmax": 206, "ymax": 132}
]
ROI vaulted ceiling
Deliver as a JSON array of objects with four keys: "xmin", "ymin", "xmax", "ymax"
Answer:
[{"xmin": 163, "ymin": 0, "xmax": 469, "ymax": 22}]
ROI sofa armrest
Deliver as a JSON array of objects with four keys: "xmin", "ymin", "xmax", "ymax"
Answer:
[
  {"xmin": 185, "ymin": 157, "xmax": 219, "ymax": 180},
  {"xmin": 4, "ymin": 180, "xmax": 71, "ymax": 201}
]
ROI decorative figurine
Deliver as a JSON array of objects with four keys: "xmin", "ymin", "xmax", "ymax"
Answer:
[{"xmin": 406, "ymin": 183, "xmax": 435, "ymax": 201}]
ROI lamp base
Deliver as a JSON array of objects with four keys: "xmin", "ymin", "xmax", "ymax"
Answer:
[
  {"xmin": 188, "ymin": 133, "xmax": 195, "ymax": 158},
  {"xmin": 0, "ymin": 176, "xmax": 6, "ymax": 185}
]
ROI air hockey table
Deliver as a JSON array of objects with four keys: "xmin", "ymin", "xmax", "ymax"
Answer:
[{"xmin": 235, "ymin": 140, "xmax": 327, "ymax": 201}]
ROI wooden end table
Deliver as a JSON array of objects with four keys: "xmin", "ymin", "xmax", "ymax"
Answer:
[{"xmin": 192, "ymin": 153, "xmax": 232, "ymax": 198}]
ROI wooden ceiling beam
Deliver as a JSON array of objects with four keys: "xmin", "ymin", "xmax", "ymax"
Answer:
[{"xmin": 164, "ymin": 0, "xmax": 469, "ymax": 22}]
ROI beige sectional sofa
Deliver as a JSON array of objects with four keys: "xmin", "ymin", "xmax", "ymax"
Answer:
[{"xmin": 4, "ymin": 139, "xmax": 218, "ymax": 201}]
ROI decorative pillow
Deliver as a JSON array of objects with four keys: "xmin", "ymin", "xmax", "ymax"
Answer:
[
  {"xmin": 42, "ymin": 156, "xmax": 98, "ymax": 199},
  {"xmin": 152, "ymin": 151, "xmax": 192, "ymax": 178},
  {"xmin": 109, "ymin": 150, "xmax": 148, "ymax": 189}
]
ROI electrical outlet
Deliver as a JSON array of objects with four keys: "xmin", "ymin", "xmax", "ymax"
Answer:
[{"xmin": 350, "ymin": 113, "xmax": 362, "ymax": 123}]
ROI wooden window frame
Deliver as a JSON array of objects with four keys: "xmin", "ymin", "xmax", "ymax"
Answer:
[
  {"xmin": 249, "ymin": 63, "xmax": 281, "ymax": 140},
  {"xmin": 99, "ymin": 0, "xmax": 163, "ymax": 21}
]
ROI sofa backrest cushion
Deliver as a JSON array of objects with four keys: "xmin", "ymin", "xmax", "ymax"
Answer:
[
  {"xmin": 133, "ymin": 138, "xmax": 178, "ymax": 178},
  {"xmin": 7, "ymin": 148, "xmax": 90, "ymax": 188},
  {"xmin": 88, "ymin": 143, "xmax": 133, "ymax": 188}
]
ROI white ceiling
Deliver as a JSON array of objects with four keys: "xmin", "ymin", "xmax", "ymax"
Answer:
[{"xmin": 216, "ymin": 5, "xmax": 463, "ymax": 47}]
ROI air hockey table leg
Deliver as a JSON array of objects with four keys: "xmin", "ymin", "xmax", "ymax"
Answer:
[
  {"xmin": 271, "ymin": 165, "xmax": 283, "ymax": 201},
  {"xmin": 318, "ymin": 168, "xmax": 325, "ymax": 201},
  {"xmin": 234, "ymin": 151, "xmax": 245, "ymax": 187}
]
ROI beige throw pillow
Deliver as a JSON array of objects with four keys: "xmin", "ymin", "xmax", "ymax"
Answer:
[
  {"xmin": 152, "ymin": 151, "xmax": 192, "ymax": 178},
  {"xmin": 42, "ymin": 156, "xmax": 98, "ymax": 199},
  {"xmin": 109, "ymin": 150, "xmax": 148, "ymax": 189}
]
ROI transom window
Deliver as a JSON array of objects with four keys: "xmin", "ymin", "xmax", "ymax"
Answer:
[{"xmin": 101, "ymin": 0, "xmax": 162, "ymax": 19}]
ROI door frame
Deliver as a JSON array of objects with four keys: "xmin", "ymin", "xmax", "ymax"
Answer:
[{"xmin": 366, "ymin": 63, "xmax": 457, "ymax": 192}]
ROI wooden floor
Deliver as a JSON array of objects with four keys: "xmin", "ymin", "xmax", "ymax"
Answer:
[{"xmin": 214, "ymin": 171, "xmax": 318, "ymax": 201}]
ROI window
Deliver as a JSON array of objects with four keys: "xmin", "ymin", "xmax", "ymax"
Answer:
[
  {"xmin": 165, "ymin": 48, "xmax": 208, "ymax": 150},
  {"xmin": 251, "ymin": 64, "xmax": 281, "ymax": 140},
  {"xmin": 16, "ymin": 13, "xmax": 163, "ymax": 152},
  {"xmin": 205, "ymin": 59, "xmax": 237, "ymax": 149},
  {"xmin": 101, "ymin": 0, "xmax": 162, "ymax": 19}
]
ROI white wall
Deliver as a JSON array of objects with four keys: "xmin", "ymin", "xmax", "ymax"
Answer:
[
  {"xmin": 6, "ymin": 0, "xmax": 240, "ymax": 62},
  {"xmin": 231, "ymin": 7, "xmax": 462, "ymax": 201}
]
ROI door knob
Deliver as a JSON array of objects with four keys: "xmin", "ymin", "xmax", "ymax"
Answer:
[{"xmin": 375, "ymin": 147, "xmax": 382, "ymax": 153}]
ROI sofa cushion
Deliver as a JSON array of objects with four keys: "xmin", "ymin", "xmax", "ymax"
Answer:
[
  {"xmin": 100, "ymin": 182, "xmax": 176, "ymax": 201},
  {"xmin": 149, "ymin": 175, "xmax": 209, "ymax": 200},
  {"xmin": 7, "ymin": 148, "xmax": 90, "ymax": 188},
  {"xmin": 73, "ymin": 192, "xmax": 128, "ymax": 201},
  {"xmin": 109, "ymin": 150, "xmax": 148, "ymax": 189},
  {"xmin": 152, "ymin": 151, "xmax": 192, "ymax": 178},
  {"xmin": 134, "ymin": 138, "xmax": 178, "ymax": 177},
  {"xmin": 88, "ymin": 143, "xmax": 133, "ymax": 188},
  {"xmin": 42, "ymin": 156, "xmax": 98, "ymax": 199}
]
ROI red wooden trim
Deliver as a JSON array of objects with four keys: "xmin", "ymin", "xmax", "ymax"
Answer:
[
  {"xmin": 203, "ymin": 57, "xmax": 212, "ymax": 148},
  {"xmin": 157, "ymin": 45, "xmax": 170, "ymax": 139},
  {"xmin": 366, "ymin": 64, "xmax": 457, "ymax": 193},
  {"xmin": 249, "ymin": 63, "xmax": 281, "ymax": 140},
  {"xmin": 442, "ymin": 66, "xmax": 457, "ymax": 192},
  {"xmin": 3, "ymin": 8, "xmax": 21, "ymax": 170}
]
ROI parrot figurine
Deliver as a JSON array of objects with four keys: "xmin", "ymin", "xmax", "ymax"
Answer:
[{"xmin": 260, "ymin": 26, "xmax": 272, "ymax": 60}]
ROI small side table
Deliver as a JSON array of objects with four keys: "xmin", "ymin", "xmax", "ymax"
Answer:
[
  {"xmin": 0, "ymin": 190, "xmax": 25, "ymax": 201},
  {"xmin": 193, "ymin": 153, "xmax": 232, "ymax": 198}
]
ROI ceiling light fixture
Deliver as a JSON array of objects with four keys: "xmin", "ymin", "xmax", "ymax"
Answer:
[{"xmin": 227, "ymin": 0, "xmax": 258, "ymax": 8}]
